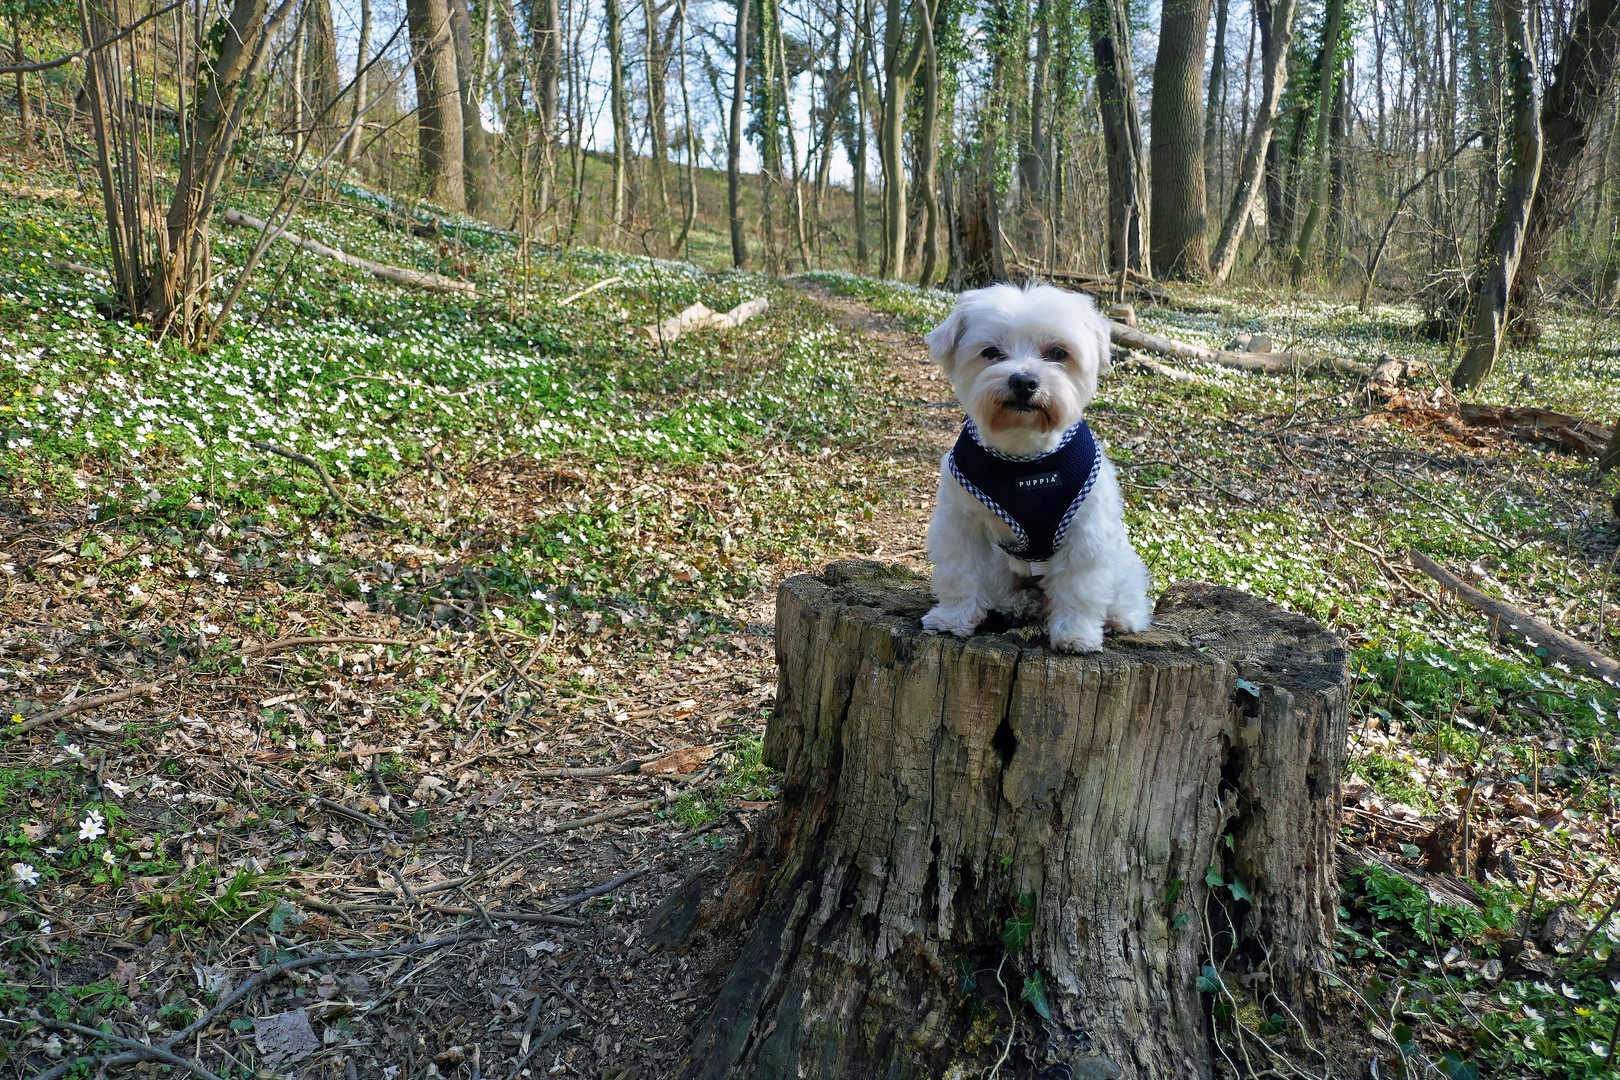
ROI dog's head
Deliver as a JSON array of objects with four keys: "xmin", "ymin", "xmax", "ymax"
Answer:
[{"xmin": 925, "ymin": 283, "xmax": 1113, "ymax": 456}]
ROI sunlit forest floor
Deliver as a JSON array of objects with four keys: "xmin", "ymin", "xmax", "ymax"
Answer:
[{"xmin": 4, "ymin": 152, "xmax": 1620, "ymax": 1078}]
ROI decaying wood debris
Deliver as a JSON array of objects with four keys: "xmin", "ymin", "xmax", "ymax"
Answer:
[
  {"xmin": 640, "ymin": 297, "xmax": 769, "ymax": 343},
  {"xmin": 223, "ymin": 209, "xmax": 478, "ymax": 296}
]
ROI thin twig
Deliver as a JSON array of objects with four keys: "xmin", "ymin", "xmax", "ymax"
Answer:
[{"xmin": 35, "ymin": 1019, "xmax": 225, "ymax": 1080}]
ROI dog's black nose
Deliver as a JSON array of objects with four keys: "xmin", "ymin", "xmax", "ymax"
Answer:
[{"xmin": 1008, "ymin": 372, "xmax": 1039, "ymax": 401}]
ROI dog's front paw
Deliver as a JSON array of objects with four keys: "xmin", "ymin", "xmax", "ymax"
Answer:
[
  {"xmin": 1048, "ymin": 615, "xmax": 1105, "ymax": 653},
  {"xmin": 923, "ymin": 604, "xmax": 983, "ymax": 638}
]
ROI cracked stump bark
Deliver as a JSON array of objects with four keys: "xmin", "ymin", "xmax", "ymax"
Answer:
[{"xmin": 649, "ymin": 561, "xmax": 1349, "ymax": 1079}]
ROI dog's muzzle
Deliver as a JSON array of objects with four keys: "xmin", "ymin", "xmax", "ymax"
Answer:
[{"xmin": 1007, "ymin": 372, "xmax": 1039, "ymax": 406}]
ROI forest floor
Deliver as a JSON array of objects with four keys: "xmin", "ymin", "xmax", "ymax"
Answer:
[{"xmin": 4, "ymin": 158, "xmax": 1620, "ymax": 1079}]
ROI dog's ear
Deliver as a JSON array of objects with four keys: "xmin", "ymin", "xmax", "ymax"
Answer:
[
  {"xmin": 1073, "ymin": 293, "xmax": 1113, "ymax": 378},
  {"xmin": 925, "ymin": 307, "xmax": 968, "ymax": 372}
]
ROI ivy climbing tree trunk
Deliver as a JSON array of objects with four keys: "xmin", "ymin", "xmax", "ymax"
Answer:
[
  {"xmin": 651, "ymin": 562, "xmax": 1350, "ymax": 1080},
  {"xmin": 1089, "ymin": 0, "xmax": 1149, "ymax": 274}
]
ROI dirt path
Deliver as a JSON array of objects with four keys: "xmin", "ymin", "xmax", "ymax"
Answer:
[{"xmin": 787, "ymin": 279, "xmax": 956, "ymax": 571}]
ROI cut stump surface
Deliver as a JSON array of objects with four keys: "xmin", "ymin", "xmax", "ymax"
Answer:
[{"xmin": 652, "ymin": 561, "xmax": 1350, "ymax": 1080}]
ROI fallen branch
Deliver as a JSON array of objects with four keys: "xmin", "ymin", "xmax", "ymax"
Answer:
[
  {"xmin": 248, "ymin": 440, "xmax": 348, "ymax": 512},
  {"xmin": 223, "ymin": 208, "xmax": 477, "ymax": 296},
  {"xmin": 427, "ymin": 904, "xmax": 585, "ymax": 927},
  {"xmin": 35, "ymin": 1020, "xmax": 224, "ymax": 1080},
  {"xmin": 7, "ymin": 678, "xmax": 170, "ymax": 736},
  {"xmin": 558, "ymin": 275, "xmax": 623, "ymax": 306},
  {"xmin": 1108, "ymin": 323, "xmax": 1357, "ymax": 377},
  {"xmin": 641, "ymin": 298, "xmax": 769, "ymax": 344},
  {"xmin": 1603, "ymin": 418, "xmax": 1620, "ymax": 474},
  {"xmin": 1120, "ymin": 349, "xmax": 1204, "ymax": 384},
  {"xmin": 1409, "ymin": 548, "xmax": 1620, "ymax": 685},
  {"xmin": 542, "ymin": 865, "xmax": 648, "ymax": 912}
]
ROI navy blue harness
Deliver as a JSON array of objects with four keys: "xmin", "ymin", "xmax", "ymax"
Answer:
[{"xmin": 948, "ymin": 419, "xmax": 1102, "ymax": 563}]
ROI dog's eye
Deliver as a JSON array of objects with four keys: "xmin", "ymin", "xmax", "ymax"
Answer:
[
  {"xmin": 1045, "ymin": 346, "xmax": 1069, "ymax": 362},
  {"xmin": 979, "ymin": 346, "xmax": 1006, "ymax": 362}
]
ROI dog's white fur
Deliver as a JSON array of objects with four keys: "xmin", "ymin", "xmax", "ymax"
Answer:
[{"xmin": 921, "ymin": 283, "xmax": 1152, "ymax": 652}]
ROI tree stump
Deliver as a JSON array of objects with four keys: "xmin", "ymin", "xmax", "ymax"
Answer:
[{"xmin": 651, "ymin": 561, "xmax": 1350, "ymax": 1079}]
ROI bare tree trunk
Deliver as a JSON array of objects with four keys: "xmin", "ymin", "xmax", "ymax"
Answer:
[
  {"xmin": 304, "ymin": 0, "xmax": 338, "ymax": 150},
  {"xmin": 773, "ymin": 0, "xmax": 809, "ymax": 270},
  {"xmin": 645, "ymin": 0, "xmax": 672, "ymax": 245},
  {"xmin": 1289, "ymin": 0, "xmax": 1345, "ymax": 282},
  {"xmin": 1507, "ymin": 0, "xmax": 1620, "ymax": 333},
  {"xmin": 407, "ymin": 0, "xmax": 466, "ymax": 209},
  {"xmin": 1203, "ymin": 0, "xmax": 1229, "ymax": 221},
  {"xmin": 148, "ymin": 0, "xmax": 298, "ymax": 332},
  {"xmin": 1150, "ymin": 0, "xmax": 1211, "ymax": 279},
  {"xmin": 531, "ymin": 0, "xmax": 559, "ymax": 214},
  {"xmin": 853, "ymin": 0, "xmax": 873, "ymax": 269},
  {"xmin": 727, "ymin": 0, "xmax": 750, "ymax": 267},
  {"xmin": 916, "ymin": 0, "xmax": 940, "ymax": 285},
  {"xmin": 606, "ymin": 0, "xmax": 629, "ymax": 226},
  {"xmin": 12, "ymin": 15, "xmax": 32, "ymax": 149},
  {"xmin": 448, "ymin": 0, "xmax": 493, "ymax": 217},
  {"xmin": 1210, "ymin": 0, "xmax": 1296, "ymax": 282},
  {"xmin": 878, "ymin": 0, "xmax": 932, "ymax": 279},
  {"xmin": 1326, "ymin": 59, "xmax": 1349, "ymax": 263},
  {"xmin": 1021, "ymin": 0, "xmax": 1050, "ymax": 201},
  {"xmin": 343, "ymin": 0, "xmax": 372, "ymax": 167},
  {"xmin": 1450, "ymin": 0, "xmax": 1542, "ymax": 392},
  {"xmin": 674, "ymin": 0, "xmax": 698, "ymax": 255},
  {"xmin": 1089, "ymin": 0, "xmax": 1149, "ymax": 274}
]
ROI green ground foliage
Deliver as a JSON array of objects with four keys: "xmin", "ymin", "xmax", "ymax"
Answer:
[{"xmin": 5, "ymin": 156, "xmax": 1620, "ymax": 1078}]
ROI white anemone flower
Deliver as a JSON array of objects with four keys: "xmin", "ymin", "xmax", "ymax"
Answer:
[{"xmin": 78, "ymin": 810, "xmax": 106, "ymax": 841}]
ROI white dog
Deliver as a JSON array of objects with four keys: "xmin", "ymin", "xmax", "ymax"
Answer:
[{"xmin": 920, "ymin": 283, "xmax": 1152, "ymax": 653}]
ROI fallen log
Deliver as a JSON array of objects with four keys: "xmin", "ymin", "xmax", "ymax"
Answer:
[
  {"xmin": 1456, "ymin": 402, "xmax": 1610, "ymax": 458},
  {"xmin": 1107, "ymin": 322, "xmax": 1342, "ymax": 375},
  {"xmin": 1408, "ymin": 548, "xmax": 1620, "ymax": 685},
  {"xmin": 641, "ymin": 297, "xmax": 769, "ymax": 344},
  {"xmin": 1120, "ymin": 348, "xmax": 1204, "ymax": 383},
  {"xmin": 1603, "ymin": 419, "xmax": 1620, "ymax": 474},
  {"xmin": 222, "ymin": 208, "xmax": 477, "ymax": 296}
]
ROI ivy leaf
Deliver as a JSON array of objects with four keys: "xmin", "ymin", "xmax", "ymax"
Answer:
[
  {"xmin": 1235, "ymin": 678, "xmax": 1260, "ymax": 697},
  {"xmin": 229, "ymin": 1018, "xmax": 254, "ymax": 1032},
  {"xmin": 1164, "ymin": 878, "xmax": 1183, "ymax": 907},
  {"xmin": 1001, "ymin": 893, "xmax": 1036, "ymax": 953},
  {"xmin": 1204, "ymin": 864, "xmax": 1225, "ymax": 890},
  {"xmin": 1196, "ymin": 965, "xmax": 1221, "ymax": 994},
  {"xmin": 1227, "ymin": 877, "xmax": 1251, "ymax": 902},
  {"xmin": 955, "ymin": 956, "xmax": 977, "ymax": 996},
  {"xmin": 1170, "ymin": 913, "xmax": 1190, "ymax": 932},
  {"xmin": 1020, "ymin": 969, "xmax": 1051, "ymax": 1020},
  {"xmin": 1441, "ymin": 1053, "xmax": 1478, "ymax": 1080}
]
